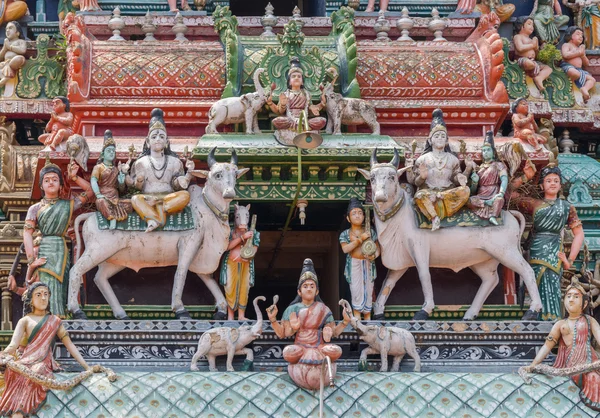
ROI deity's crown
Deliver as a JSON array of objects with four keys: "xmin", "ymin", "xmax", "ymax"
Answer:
[
  {"xmin": 103, "ymin": 129, "xmax": 116, "ymax": 149},
  {"xmin": 429, "ymin": 108, "xmax": 447, "ymax": 137},
  {"xmin": 483, "ymin": 130, "xmax": 495, "ymax": 149},
  {"xmin": 148, "ymin": 108, "xmax": 167, "ymax": 133},
  {"xmin": 42, "ymin": 153, "xmax": 60, "ymax": 171},
  {"xmin": 288, "ymin": 57, "xmax": 304, "ymax": 76},
  {"xmin": 298, "ymin": 258, "xmax": 318, "ymax": 287}
]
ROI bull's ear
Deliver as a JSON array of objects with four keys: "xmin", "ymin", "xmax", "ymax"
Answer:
[
  {"xmin": 246, "ymin": 204, "xmax": 251, "ymax": 211},
  {"xmin": 378, "ymin": 326, "xmax": 387, "ymax": 340},
  {"xmin": 189, "ymin": 169, "xmax": 209, "ymax": 179},
  {"xmin": 236, "ymin": 167, "xmax": 250, "ymax": 179},
  {"xmin": 357, "ymin": 168, "xmax": 371, "ymax": 180}
]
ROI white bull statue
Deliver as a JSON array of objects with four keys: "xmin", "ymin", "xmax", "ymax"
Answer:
[
  {"xmin": 358, "ymin": 148, "xmax": 543, "ymax": 321},
  {"xmin": 67, "ymin": 148, "xmax": 248, "ymax": 320}
]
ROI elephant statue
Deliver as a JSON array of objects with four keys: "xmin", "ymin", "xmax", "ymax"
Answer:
[
  {"xmin": 320, "ymin": 67, "xmax": 380, "ymax": 136},
  {"xmin": 205, "ymin": 68, "xmax": 270, "ymax": 135},
  {"xmin": 339, "ymin": 299, "xmax": 421, "ymax": 372},
  {"xmin": 190, "ymin": 296, "xmax": 265, "ymax": 372}
]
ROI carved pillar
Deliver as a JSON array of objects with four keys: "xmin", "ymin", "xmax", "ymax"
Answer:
[{"xmin": 0, "ymin": 275, "xmax": 12, "ymax": 330}]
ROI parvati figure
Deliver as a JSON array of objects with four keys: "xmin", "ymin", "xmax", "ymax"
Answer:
[
  {"xmin": 531, "ymin": 0, "xmax": 570, "ymax": 44},
  {"xmin": 121, "ymin": 108, "xmax": 195, "ymax": 232},
  {"xmin": 467, "ymin": 131, "xmax": 508, "ymax": 226},
  {"xmin": 23, "ymin": 158, "xmax": 92, "ymax": 317},
  {"xmin": 525, "ymin": 281, "xmax": 600, "ymax": 411},
  {"xmin": 91, "ymin": 130, "xmax": 132, "ymax": 230},
  {"xmin": 407, "ymin": 109, "xmax": 470, "ymax": 231},
  {"xmin": 512, "ymin": 165, "xmax": 585, "ymax": 320},
  {"xmin": 267, "ymin": 259, "xmax": 349, "ymax": 390}
]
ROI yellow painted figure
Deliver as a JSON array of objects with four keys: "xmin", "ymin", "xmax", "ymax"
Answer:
[{"xmin": 219, "ymin": 204, "xmax": 260, "ymax": 320}]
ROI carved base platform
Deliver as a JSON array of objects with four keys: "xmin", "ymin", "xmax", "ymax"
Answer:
[{"xmin": 54, "ymin": 319, "xmax": 553, "ymax": 373}]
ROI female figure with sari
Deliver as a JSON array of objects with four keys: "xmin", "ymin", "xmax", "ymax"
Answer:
[
  {"xmin": 91, "ymin": 130, "xmax": 132, "ymax": 230},
  {"xmin": 267, "ymin": 259, "xmax": 350, "ymax": 390},
  {"xmin": 0, "ymin": 282, "xmax": 90, "ymax": 417},
  {"xmin": 512, "ymin": 164, "xmax": 585, "ymax": 320},
  {"xmin": 525, "ymin": 282, "xmax": 600, "ymax": 411},
  {"xmin": 23, "ymin": 159, "xmax": 92, "ymax": 317}
]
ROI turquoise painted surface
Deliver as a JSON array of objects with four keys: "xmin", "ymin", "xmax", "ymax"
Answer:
[{"xmin": 29, "ymin": 371, "xmax": 599, "ymax": 417}]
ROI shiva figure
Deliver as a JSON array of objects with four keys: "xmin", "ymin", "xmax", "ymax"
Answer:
[
  {"xmin": 120, "ymin": 108, "xmax": 195, "ymax": 232},
  {"xmin": 407, "ymin": 108, "xmax": 470, "ymax": 232}
]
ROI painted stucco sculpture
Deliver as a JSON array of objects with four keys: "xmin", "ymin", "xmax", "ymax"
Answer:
[
  {"xmin": 0, "ymin": 21, "xmax": 26, "ymax": 93},
  {"xmin": 531, "ymin": 0, "xmax": 570, "ymax": 44},
  {"xmin": 513, "ymin": 16, "xmax": 552, "ymax": 97},
  {"xmin": 511, "ymin": 98, "xmax": 548, "ymax": 151},
  {"xmin": 522, "ymin": 280, "xmax": 600, "ymax": 411},
  {"xmin": 37, "ymin": 97, "xmax": 74, "ymax": 152},
  {"xmin": 23, "ymin": 158, "xmax": 92, "ymax": 318},
  {"xmin": 561, "ymin": 26, "xmax": 595, "ymax": 103},
  {"xmin": 267, "ymin": 259, "xmax": 348, "ymax": 390},
  {"xmin": 321, "ymin": 67, "xmax": 380, "ymax": 136},
  {"xmin": 512, "ymin": 164, "xmax": 584, "ymax": 321},
  {"xmin": 339, "ymin": 198, "xmax": 380, "ymax": 320},
  {"xmin": 190, "ymin": 296, "xmax": 265, "ymax": 372},
  {"xmin": 67, "ymin": 145, "xmax": 248, "ymax": 321},
  {"xmin": 219, "ymin": 203, "xmax": 260, "ymax": 320},
  {"xmin": 205, "ymin": 68, "xmax": 272, "ymax": 135},
  {"xmin": 358, "ymin": 147, "xmax": 542, "ymax": 321},
  {"xmin": 339, "ymin": 299, "xmax": 420, "ymax": 373}
]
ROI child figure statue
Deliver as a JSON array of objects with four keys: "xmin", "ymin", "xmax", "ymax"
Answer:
[
  {"xmin": 339, "ymin": 198, "xmax": 380, "ymax": 320},
  {"xmin": 513, "ymin": 16, "xmax": 552, "ymax": 96},
  {"xmin": 523, "ymin": 281, "xmax": 600, "ymax": 411},
  {"xmin": 37, "ymin": 97, "xmax": 75, "ymax": 151},
  {"xmin": 561, "ymin": 26, "xmax": 596, "ymax": 102},
  {"xmin": 511, "ymin": 98, "xmax": 547, "ymax": 151},
  {"xmin": 219, "ymin": 204, "xmax": 260, "ymax": 320}
]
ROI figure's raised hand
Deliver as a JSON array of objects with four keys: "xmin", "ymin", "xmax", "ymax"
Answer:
[
  {"xmin": 457, "ymin": 173, "xmax": 468, "ymax": 187},
  {"xmin": 558, "ymin": 252, "xmax": 571, "ymax": 269},
  {"xmin": 185, "ymin": 159, "xmax": 195, "ymax": 172},
  {"xmin": 418, "ymin": 163, "xmax": 428, "ymax": 180},
  {"xmin": 68, "ymin": 162, "xmax": 80, "ymax": 180},
  {"xmin": 31, "ymin": 257, "xmax": 47, "ymax": 269},
  {"xmin": 361, "ymin": 231, "xmax": 370, "ymax": 241},
  {"xmin": 267, "ymin": 304, "xmax": 278, "ymax": 321},
  {"xmin": 523, "ymin": 160, "xmax": 536, "ymax": 181},
  {"xmin": 278, "ymin": 92, "xmax": 288, "ymax": 107},
  {"xmin": 118, "ymin": 161, "xmax": 130, "ymax": 174},
  {"xmin": 243, "ymin": 230, "xmax": 254, "ymax": 240}
]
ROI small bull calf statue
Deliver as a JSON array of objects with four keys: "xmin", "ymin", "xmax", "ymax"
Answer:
[
  {"xmin": 340, "ymin": 299, "xmax": 420, "ymax": 372},
  {"xmin": 320, "ymin": 67, "xmax": 380, "ymax": 135},
  {"xmin": 190, "ymin": 296, "xmax": 265, "ymax": 372}
]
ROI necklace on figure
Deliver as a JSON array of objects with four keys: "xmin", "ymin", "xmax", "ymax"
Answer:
[
  {"xmin": 431, "ymin": 153, "xmax": 448, "ymax": 171},
  {"xmin": 149, "ymin": 155, "xmax": 168, "ymax": 180}
]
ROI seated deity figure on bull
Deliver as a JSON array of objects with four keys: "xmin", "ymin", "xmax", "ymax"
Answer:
[
  {"xmin": 119, "ymin": 108, "xmax": 195, "ymax": 232},
  {"xmin": 406, "ymin": 109, "xmax": 471, "ymax": 232}
]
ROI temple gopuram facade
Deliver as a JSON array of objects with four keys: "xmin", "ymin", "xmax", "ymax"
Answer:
[{"xmin": 3, "ymin": 0, "xmax": 600, "ymax": 416}]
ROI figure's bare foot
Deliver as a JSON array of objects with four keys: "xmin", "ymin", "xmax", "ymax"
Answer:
[
  {"xmin": 181, "ymin": 1, "xmax": 191, "ymax": 10},
  {"xmin": 431, "ymin": 216, "xmax": 441, "ymax": 232},
  {"xmin": 489, "ymin": 217, "xmax": 499, "ymax": 226},
  {"xmin": 533, "ymin": 78, "xmax": 546, "ymax": 95},
  {"xmin": 145, "ymin": 219, "xmax": 160, "ymax": 233},
  {"xmin": 582, "ymin": 89, "xmax": 591, "ymax": 102}
]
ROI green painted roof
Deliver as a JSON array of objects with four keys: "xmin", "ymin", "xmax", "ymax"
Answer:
[{"xmin": 33, "ymin": 371, "xmax": 598, "ymax": 417}]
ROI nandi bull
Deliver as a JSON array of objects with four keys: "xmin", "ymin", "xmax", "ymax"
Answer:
[
  {"xmin": 358, "ymin": 148, "xmax": 542, "ymax": 321},
  {"xmin": 67, "ymin": 147, "xmax": 248, "ymax": 320}
]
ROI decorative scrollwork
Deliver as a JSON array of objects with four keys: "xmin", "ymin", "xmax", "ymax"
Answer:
[{"xmin": 16, "ymin": 34, "xmax": 66, "ymax": 99}]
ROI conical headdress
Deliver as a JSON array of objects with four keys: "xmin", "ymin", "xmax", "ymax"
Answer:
[{"xmin": 298, "ymin": 258, "xmax": 318, "ymax": 288}]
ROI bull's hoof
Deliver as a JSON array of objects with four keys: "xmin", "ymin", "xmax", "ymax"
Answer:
[
  {"xmin": 241, "ymin": 359, "xmax": 254, "ymax": 371},
  {"xmin": 521, "ymin": 309, "xmax": 540, "ymax": 321},
  {"xmin": 71, "ymin": 310, "xmax": 88, "ymax": 320},
  {"xmin": 213, "ymin": 311, "xmax": 227, "ymax": 320},
  {"xmin": 412, "ymin": 309, "xmax": 430, "ymax": 321},
  {"xmin": 358, "ymin": 360, "xmax": 369, "ymax": 372},
  {"xmin": 175, "ymin": 309, "xmax": 192, "ymax": 320},
  {"xmin": 372, "ymin": 313, "xmax": 386, "ymax": 321}
]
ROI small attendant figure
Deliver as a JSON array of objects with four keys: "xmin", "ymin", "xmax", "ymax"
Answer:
[
  {"xmin": 219, "ymin": 204, "xmax": 260, "ymax": 320},
  {"xmin": 91, "ymin": 130, "xmax": 132, "ymax": 230},
  {"xmin": 523, "ymin": 281, "xmax": 600, "ymax": 411},
  {"xmin": 0, "ymin": 21, "xmax": 27, "ymax": 89},
  {"xmin": 513, "ymin": 16, "xmax": 553, "ymax": 96},
  {"xmin": 37, "ymin": 97, "xmax": 75, "ymax": 151},
  {"xmin": 339, "ymin": 198, "xmax": 380, "ymax": 320},
  {"xmin": 0, "ymin": 282, "xmax": 91, "ymax": 417},
  {"xmin": 561, "ymin": 26, "xmax": 596, "ymax": 102},
  {"xmin": 511, "ymin": 98, "xmax": 547, "ymax": 151},
  {"xmin": 512, "ymin": 164, "xmax": 585, "ymax": 320}
]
